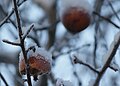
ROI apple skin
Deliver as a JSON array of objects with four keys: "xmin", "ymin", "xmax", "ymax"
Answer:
[{"xmin": 61, "ymin": 7, "xmax": 91, "ymax": 33}]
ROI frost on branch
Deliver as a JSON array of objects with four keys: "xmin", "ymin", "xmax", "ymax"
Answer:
[{"xmin": 56, "ymin": 79, "xmax": 73, "ymax": 86}]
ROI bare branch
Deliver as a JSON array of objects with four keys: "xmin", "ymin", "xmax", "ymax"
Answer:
[
  {"xmin": 0, "ymin": 0, "xmax": 27, "ymax": 27},
  {"xmin": 35, "ymin": 20, "xmax": 59, "ymax": 31},
  {"xmin": 93, "ymin": 11, "xmax": 120, "ymax": 29},
  {"xmin": 2, "ymin": 39, "xmax": 21, "ymax": 46},
  {"xmin": 93, "ymin": 0, "xmax": 104, "ymax": 68},
  {"xmin": 73, "ymin": 56, "xmax": 99, "ymax": 74},
  {"xmin": 22, "ymin": 24, "xmax": 34, "ymax": 40},
  {"xmin": 26, "ymin": 46, "xmax": 35, "ymax": 53},
  {"xmin": 0, "ymin": 73, "xmax": 9, "ymax": 86},
  {"xmin": 107, "ymin": 0, "xmax": 120, "ymax": 22},
  {"xmin": 12, "ymin": 0, "xmax": 32, "ymax": 85},
  {"xmin": 69, "ymin": 55, "xmax": 82, "ymax": 85},
  {"xmin": 0, "ymin": 5, "xmax": 17, "ymax": 28},
  {"xmin": 53, "ymin": 44, "xmax": 90, "ymax": 58},
  {"xmin": 94, "ymin": 31, "xmax": 120, "ymax": 86},
  {"xmin": 109, "ymin": 66, "xmax": 118, "ymax": 72}
]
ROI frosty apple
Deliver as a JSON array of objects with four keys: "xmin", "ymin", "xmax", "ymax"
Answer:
[
  {"xmin": 19, "ymin": 47, "xmax": 52, "ymax": 80},
  {"xmin": 59, "ymin": 0, "xmax": 93, "ymax": 33}
]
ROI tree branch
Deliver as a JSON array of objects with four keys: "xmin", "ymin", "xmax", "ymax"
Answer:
[
  {"xmin": 73, "ymin": 56, "xmax": 99, "ymax": 74},
  {"xmin": 0, "ymin": 0, "xmax": 27, "ymax": 27},
  {"xmin": 0, "ymin": 5, "xmax": 17, "ymax": 28},
  {"xmin": 107, "ymin": 0, "xmax": 120, "ymax": 22},
  {"xmin": 93, "ymin": 11, "xmax": 120, "ymax": 29},
  {"xmin": 0, "ymin": 73, "xmax": 9, "ymax": 86},
  {"xmin": 35, "ymin": 20, "xmax": 59, "ymax": 31},
  {"xmin": 93, "ymin": 0, "xmax": 104, "ymax": 68},
  {"xmin": 22, "ymin": 24, "xmax": 34, "ymax": 40},
  {"xmin": 53, "ymin": 44, "xmax": 90, "ymax": 58},
  {"xmin": 12, "ymin": 0, "xmax": 32, "ymax": 86},
  {"xmin": 93, "ymin": 31, "xmax": 120, "ymax": 86},
  {"xmin": 2, "ymin": 39, "xmax": 21, "ymax": 46}
]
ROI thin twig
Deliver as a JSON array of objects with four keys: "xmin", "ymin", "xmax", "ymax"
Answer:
[
  {"xmin": 69, "ymin": 55, "xmax": 82, "ymax": 85},
  {"xmin": 0, "ymin": 5, "xmax": 17, "ymax": 28},
  {"xmin": 0, "ymin": 0, "xmax": 27, "ymax": 27},
  {"xmin": 26, "ymin": 46, "xmax": 35, "ymax": 53},
  {"xmin": 2, "ymin": 39, "xmax": 21, "ymax": 46},
  {"xmin": 93, "ymin": 0, "xmax": 104, "ymax": 68},
  {"xmin": 93, "ymin": 11, "xmax": 120, "ymax": 29},
  {"xmin": 107, "ymin": 0, "xmax": 120, "ymax": 22},
  {"xmin": 35, "ymin": 20, "xmax": 59, "ymax": 31},
  {"xmin": 109, "ymin": 66, "xmax": 118, "ymax": 72},
  {"xmin": 12, "ymin": 0, "xmax": 32, "ymax": 86},
  {"xmin": 73, "ymin": 56, "xmax": 99, "ymax": 74},
  {"xmin": 93, "ymin": 31, "xmax": 120, "ymax": 86},
  {"xmin": 22, "ymin": 24, "xmax": 34, "ymax": 40},
  {"xmin": 0, "ymin": 73, "xmax": 9, "ymax": 86},
  {"xmin": 0, "ymin": 9, "xmax": 14, "ymax": 27},
  {"xmin": 53, "ymin": 44, "xmax": 90, "ymax": 58}
]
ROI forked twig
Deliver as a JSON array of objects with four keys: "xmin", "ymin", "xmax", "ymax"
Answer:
[
  {"xmin": 12, "ymin": 0, "xmax": 32, "ymax": 85},
  {"xmin": 0, "ymin": 0, "xmax": 27, "ymax": 27}
]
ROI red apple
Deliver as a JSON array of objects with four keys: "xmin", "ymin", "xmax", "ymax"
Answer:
[
  {"xmin": 60, "ymin": 7, "xmax": 91, "ymax": 33},
  {"xmin": 19, "ymin": 54, "xmax": 51, "ymax": 76},
  {"xmin": 19, "ymin": 48, "xmax": 52, "ymax": 81}
]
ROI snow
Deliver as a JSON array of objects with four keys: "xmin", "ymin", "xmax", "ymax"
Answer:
[
  {"xmin": 89, "ymin": 78, "xmax": 96, "ymax": 86},
  {"xmin": 33, "ymin": 47, "xmax": 52, "ymax": 65},
  {"xmin": 1, "ymin": 0, "xmax": 120, "ymax": 86},
  {"xmin": 58, "ymin": 0, "xmax": 93, "ymax": 18},
  {"xmin": 56, "ymin": 78, "xmax": 73, "ymax": 86},
  {"xmin": 14, "ymin": 38, "xmax": 20, "ymax": 44},
  {"xmin": 71, "ymin": 53, "xmax": 85, "ymax": 64},
  {"xmin": 100, "ymin": 68, "xmax": 120, "ymax": 86},
  {"xmin": 1, "ymin": 64, "xmax": 16, "ymax": 86},
  {"xmin": 22, "ymin": 27, "xmax": 27, "ymax": 35},
  {"xmin": 114, "ymin": 31, "xmax": 120, "ymax": 44},
  {"xmin": 22, "ymin": 24, "xmax": 34, "ymax": 40},
  {"xmin": 19, "ymin": 51, "xmax": 24, "ymax": 62},
  {"xmin": 110, "ymin": 62, "xmax": 120, "ymax": 72},
  {"xmin": 19, "ymin": 46, "xmax": 52, "ymax": 65},
  {"xmin": 26, "ymin": 42, "xmax": 37, "ymax": 49},
  {"xmin": 52, "ymin": 55, "xmax": 78, "ymax": 86}
]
